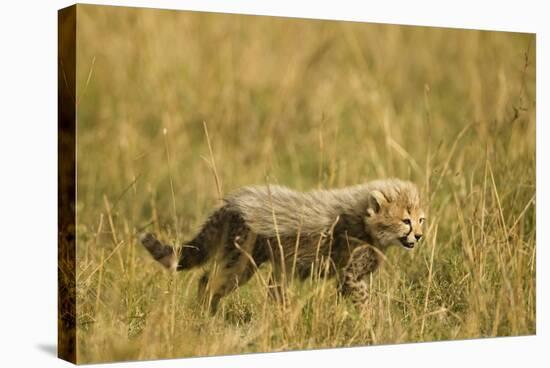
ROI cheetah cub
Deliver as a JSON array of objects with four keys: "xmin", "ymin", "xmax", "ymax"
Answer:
[{"xmin": 141, "ymin": 178, "xmax": 425, "ymax": 313}]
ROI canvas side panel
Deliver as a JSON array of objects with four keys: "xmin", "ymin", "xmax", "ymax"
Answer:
[{"xmin": 58, "ymin": 5, "xmax": 77, "ymax": 364}]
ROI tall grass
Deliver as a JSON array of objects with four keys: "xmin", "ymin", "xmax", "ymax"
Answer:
[{"xmin": 73, "ymin": 5, "xmax": 535, "ymax": 363}]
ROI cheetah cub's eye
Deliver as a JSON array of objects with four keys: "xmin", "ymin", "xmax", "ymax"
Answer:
[
  {"xmin": 419, "ymin": 217, "xmax": 425, "ymax": 225},
  {"xmin": 402, "ymin": 219, "xmax": 411, "ymax": 226}
]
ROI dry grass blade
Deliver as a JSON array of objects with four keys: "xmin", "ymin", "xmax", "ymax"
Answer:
[
  {"xmin": 420, "ymin": 224, "xmax": 438, "ymax": 337},
  {"xmin": 203, "ymin": 121, "xmax": 223, "ymax": 200}
]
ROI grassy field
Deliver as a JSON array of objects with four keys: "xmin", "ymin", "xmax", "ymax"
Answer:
[{"xmin": 73, "ymin": 5, "xmax": 536, "ymax": 364}]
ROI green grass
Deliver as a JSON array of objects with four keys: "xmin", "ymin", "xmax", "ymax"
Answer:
[{"xmin": 73, "ymin": 5, "xmax": 535, "ymax": 363}]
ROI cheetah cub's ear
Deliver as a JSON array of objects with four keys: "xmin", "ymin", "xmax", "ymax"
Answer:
[{"xmin": 366, "ymin": 190, "xmax": 388, "ymax": 217}]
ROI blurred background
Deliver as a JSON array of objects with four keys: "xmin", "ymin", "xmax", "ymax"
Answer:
[{"xmin": 74, "ymin": 5, "xmax": 535, "ymax": 363}]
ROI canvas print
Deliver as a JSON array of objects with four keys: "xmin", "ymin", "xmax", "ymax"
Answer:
[{"xmin": 58, "ymin": 4, "xmax": 536, "ymax": 364}]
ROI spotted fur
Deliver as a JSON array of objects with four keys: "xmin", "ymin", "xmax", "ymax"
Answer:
[{"xmin": 140, "ymin": 178, "xmax": 425, "ymax": 313}]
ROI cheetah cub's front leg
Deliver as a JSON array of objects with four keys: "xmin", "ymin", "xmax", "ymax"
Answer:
[{"xmin": 338, "ymin": 244, "xmax": 380, "ymax": 306}]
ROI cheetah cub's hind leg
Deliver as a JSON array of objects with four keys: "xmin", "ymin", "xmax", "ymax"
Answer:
[
  {"xmin": 199, "ymin": 213, "xmax": 259, "ymax": 314},
  {"xmin": 140, "ymin": 233, "xmax": 178, "ymax": 271}
]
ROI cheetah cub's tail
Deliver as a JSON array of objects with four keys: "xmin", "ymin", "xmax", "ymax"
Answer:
[{"xmin": 139, "ymin": 233, "xmax": 178, "ymax": 271}]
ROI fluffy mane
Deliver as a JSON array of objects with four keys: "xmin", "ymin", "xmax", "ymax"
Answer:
[{"xmin": 224, "ymin": 178, "xmax": 420, "ymax": 238}]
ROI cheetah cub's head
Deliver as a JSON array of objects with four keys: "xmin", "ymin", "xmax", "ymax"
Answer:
[{"xmin": 363, "ymin": 180, "xmax": 425, "ymax": 250}]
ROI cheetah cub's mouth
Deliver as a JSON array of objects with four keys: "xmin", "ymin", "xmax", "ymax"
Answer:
[{"xmin": 399, "ymin": 237, "xmax": 416, "ymax": 249}]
